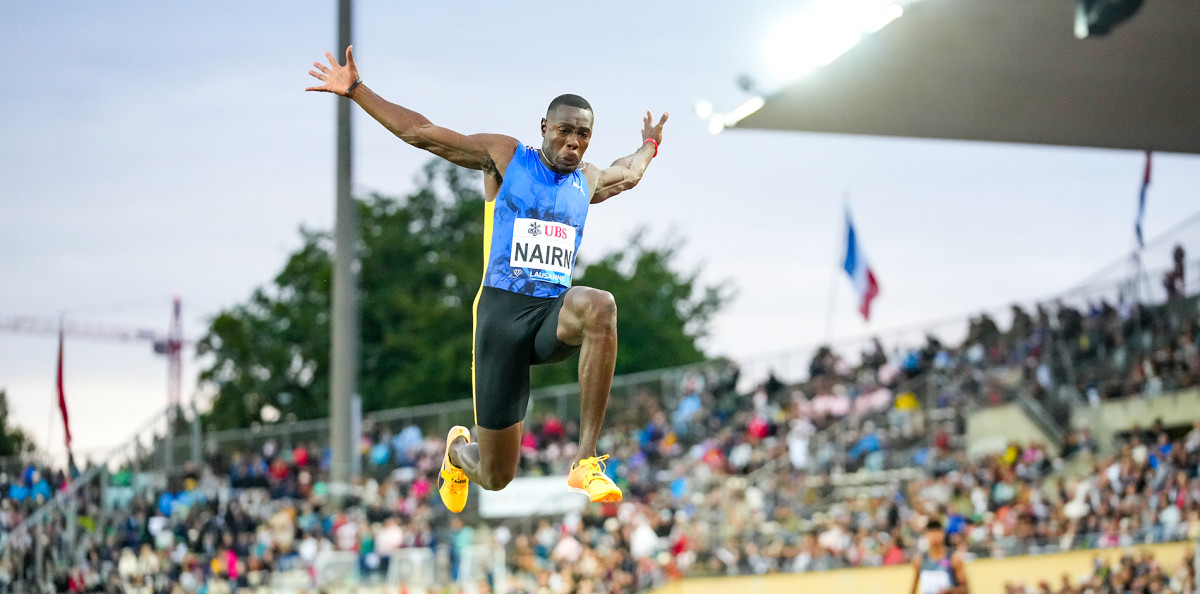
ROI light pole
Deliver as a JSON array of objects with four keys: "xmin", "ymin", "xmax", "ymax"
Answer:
[{"xmin": 329, "ymin": 0, "xmax": 359, "ymax": 502}]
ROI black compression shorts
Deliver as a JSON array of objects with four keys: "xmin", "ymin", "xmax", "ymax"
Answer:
[{"xmin": 472, "ymin": 286, "xmax": 579, "ymax": 430}]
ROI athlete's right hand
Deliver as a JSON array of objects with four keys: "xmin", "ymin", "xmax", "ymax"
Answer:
[{"xmin": 305, "ymin": 46, "xmax": 360, "ymax": 96}]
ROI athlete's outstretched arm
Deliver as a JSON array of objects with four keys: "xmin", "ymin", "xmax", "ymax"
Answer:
[
  {"xmin": 306, "ymin": 46, "xmax": 517, "ymax": 170},
  {"xmin": 588, "ymin": 111, "xmax": 669, "ymax": 204}
]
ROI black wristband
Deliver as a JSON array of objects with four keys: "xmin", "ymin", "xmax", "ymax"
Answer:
[{"xmin": 346, "ymin": 79, "xmax": 362, "ymax": 97}]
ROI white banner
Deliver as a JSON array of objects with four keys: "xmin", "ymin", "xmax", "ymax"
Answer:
[{"xmin": 478, "ymin": 475, "xmax": 585, "ymax": 519}]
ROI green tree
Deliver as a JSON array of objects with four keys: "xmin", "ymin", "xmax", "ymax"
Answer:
[
  {"xmin": 197, "ymin": 159, "xmax": 731, "ymax": 429},
  {"xmin": 530, "ymin": 230, "xmax": 733, "ymax": 387},
  {"xmin": 0, "ymin": 389, "xmax": 33, "ymax": 457}
]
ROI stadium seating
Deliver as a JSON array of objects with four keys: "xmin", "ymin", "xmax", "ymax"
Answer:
[{"xmin": 0, "ymin": 287, "xmax": 1196, "ymax": 593}]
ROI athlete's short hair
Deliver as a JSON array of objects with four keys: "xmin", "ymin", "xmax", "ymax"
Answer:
[{"xmin": 547, "ymin": 94, "xmax": 592, "ymax": 116}]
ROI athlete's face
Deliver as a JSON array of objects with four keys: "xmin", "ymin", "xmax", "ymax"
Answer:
[
  {"xmin": 925, "ymin": 527, "xmax": 945, "ymax": 547},
  {"xmin": 540, "ymin": 105, "xmax": 593, "ymax": 173}
]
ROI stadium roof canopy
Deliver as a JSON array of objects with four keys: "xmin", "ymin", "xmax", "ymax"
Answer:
[{"xmin": 724, "ymin": 0, "xmax": 1200, "ymax": 154}]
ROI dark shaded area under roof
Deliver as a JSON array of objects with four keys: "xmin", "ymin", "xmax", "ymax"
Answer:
[{"xmin": 732, "ymin": 0, "xmax": 1200, "ymax": 154}]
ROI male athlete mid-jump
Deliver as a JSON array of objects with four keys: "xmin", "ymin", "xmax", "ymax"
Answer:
[{"xmin": 307, "ymin": 47, "xmax": 668, "ymax": 511}]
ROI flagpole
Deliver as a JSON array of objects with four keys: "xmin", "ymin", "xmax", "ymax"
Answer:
[
  {"xmin": 49, "ymin": 314, "xmax": 62, "ymax": 464},
  {"xmin": 1132, "ymin": 151, "xmax": 1152, "ymax": 303},
  {"xmin": 55, "ymin": 314, "xmax": 73, "ymax": 469},
  {"xmin": 824, "ymin": 195, "xmax": 849, "ymax": 344},
  {"xmin": 1138, "ymin": 151, "xmax": 1155, "ymax": 301}
]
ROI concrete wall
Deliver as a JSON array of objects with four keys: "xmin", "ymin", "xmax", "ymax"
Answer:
[
  {"xmin": 963, "ymin": 387, "xmax": 1200, "ymax": 460},
  {"xmin": 966, "ymin": 402, "xmax": 1058, "ymax": 458},
  {"xmin": 649, "ymin": 542, "xmax": 1194, "ymax": 594},
  {"xmin": 1095, "ymin": 388, "xmax": 1200, "ymax": 434}
]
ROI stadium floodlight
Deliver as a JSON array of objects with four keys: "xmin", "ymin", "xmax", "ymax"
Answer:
[
  {"xmin": 707, "ymin": 96, "xmax": 767, "ymax": 135},
  {"xmin": 765, "ymin": 1, "xmax": 909, "ymax": 82},
  {"xmin": 1074, "ymin": 0, "xmax": 1144, "ymax": 39},
  {"xmin": 700, "ymin": 1, "xmax": 913, "ymax": 135},
  {"xmin": 724, "ymin": 96, "xmax": 766, "ymax": 125},
  {"xmin": 707, "ymin": 116, "xmax": 726, "ymax": 135}
]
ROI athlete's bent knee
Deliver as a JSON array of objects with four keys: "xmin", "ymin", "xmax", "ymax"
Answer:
[{"xmin": 582, "ymin": 290, "xmax": 617, "ymax": 331}]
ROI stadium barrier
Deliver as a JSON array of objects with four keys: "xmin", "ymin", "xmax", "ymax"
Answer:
[
  {"xmin": 313, "ymin": 550, "xmax": 359, "ymax": 587},
  {"xmin": 254, "ymin": 546, "xmax": 495, "ymax": 594},
  {"xmin": 386, "ymin": 547, "xmax": 436, "ymax": 589},
  {"xmin": 191, "ymin": 360, "xmax": 724, "ymax": 463},
  {"xmin": 456, "ymin": 544, "xmax": 507, "ymax": 593}
]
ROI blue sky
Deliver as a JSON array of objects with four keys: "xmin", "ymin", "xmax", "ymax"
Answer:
[{"xmin": 3, "ymin": 1, "xmax": 1198, "ymax": 460}]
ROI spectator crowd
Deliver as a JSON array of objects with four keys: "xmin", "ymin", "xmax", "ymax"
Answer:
[{"xmin": 0, "ymin": 265, "xmax": 1196, "ymax": 593}]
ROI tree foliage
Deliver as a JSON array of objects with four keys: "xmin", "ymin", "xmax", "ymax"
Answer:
[
  {"xmin": 0, "ymin": 389, "xmax": 33, "ymax": 457},
  {"xmin": 197, "ymin": 160, "xmax": 731, "ymax": 429}
]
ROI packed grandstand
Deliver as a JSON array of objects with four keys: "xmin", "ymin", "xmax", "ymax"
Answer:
[{"xmin": 1, "ymin": 260, "xmax": 1197, "ymax": 594}]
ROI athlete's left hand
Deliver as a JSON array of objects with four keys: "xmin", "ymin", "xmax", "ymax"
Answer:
[{"xmin": 641, "ymin": 111, "xmax": 669, "ymax": 146}]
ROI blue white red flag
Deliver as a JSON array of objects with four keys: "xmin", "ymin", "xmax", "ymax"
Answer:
[
  {"xmin": 1135, "ymin": 151, "xmax": 1151, "ymax": 248},
  {"xmin": 843, "ymin": 211, "xmax": 880, "ymax": 320}
]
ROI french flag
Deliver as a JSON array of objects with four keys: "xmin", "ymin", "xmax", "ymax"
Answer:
[
  {"xmin": 843, "ymin": 211, "xmax": 880, "ymax": 320},
  {"xmin": 1135, "ymin": 151, "xmax": 1151, "ymax": 249}
]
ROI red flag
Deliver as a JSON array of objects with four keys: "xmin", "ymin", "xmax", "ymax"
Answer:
[{"xmin": 57, "ymin": 327, "xmax": 72, "ymax": 450}]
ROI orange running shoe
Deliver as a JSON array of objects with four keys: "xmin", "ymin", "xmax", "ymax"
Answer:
[
  {"xmin": 567, "ymin": 455, "xmax": 623, "ymax": 503},
  {"xmin": 438, "ymin": 426, "xmax": 471, "ymax": 513}
]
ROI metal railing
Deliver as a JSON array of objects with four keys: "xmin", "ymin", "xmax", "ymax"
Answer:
[
  {"xmin": 189, "ymin": 360, "xmax": 728, "ymax": 464},
  {"xmin": 1018, "ymin": 393, "xmax": 1067, "ymax": 445}
]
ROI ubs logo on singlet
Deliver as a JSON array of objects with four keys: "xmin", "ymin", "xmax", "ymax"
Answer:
[{"xmin": 511, "ymin": 217, "xmax": 575, "ymax": 286}]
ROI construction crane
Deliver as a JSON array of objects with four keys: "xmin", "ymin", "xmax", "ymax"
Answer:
[{"xmin": 0, "ymin": 295, "xmax": 191, "ymax": 448}]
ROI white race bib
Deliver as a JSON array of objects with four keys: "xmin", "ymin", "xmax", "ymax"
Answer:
[
  {"xmin": 918, "ymin": 569, "xmax": 954, "ymax": 594},
  {"xmin": 511, "ymin": 218, "xmax": 576, "ymax": 286}
]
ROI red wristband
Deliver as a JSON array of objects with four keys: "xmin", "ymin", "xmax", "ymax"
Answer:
[{"xmin": 642, "ymin": 137, "xmax": 659, "ymax": 158}]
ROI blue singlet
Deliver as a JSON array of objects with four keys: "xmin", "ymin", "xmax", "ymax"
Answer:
[{"xmin": 481, "ymin": 143, "xmax": 590, "ymax": 298}]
